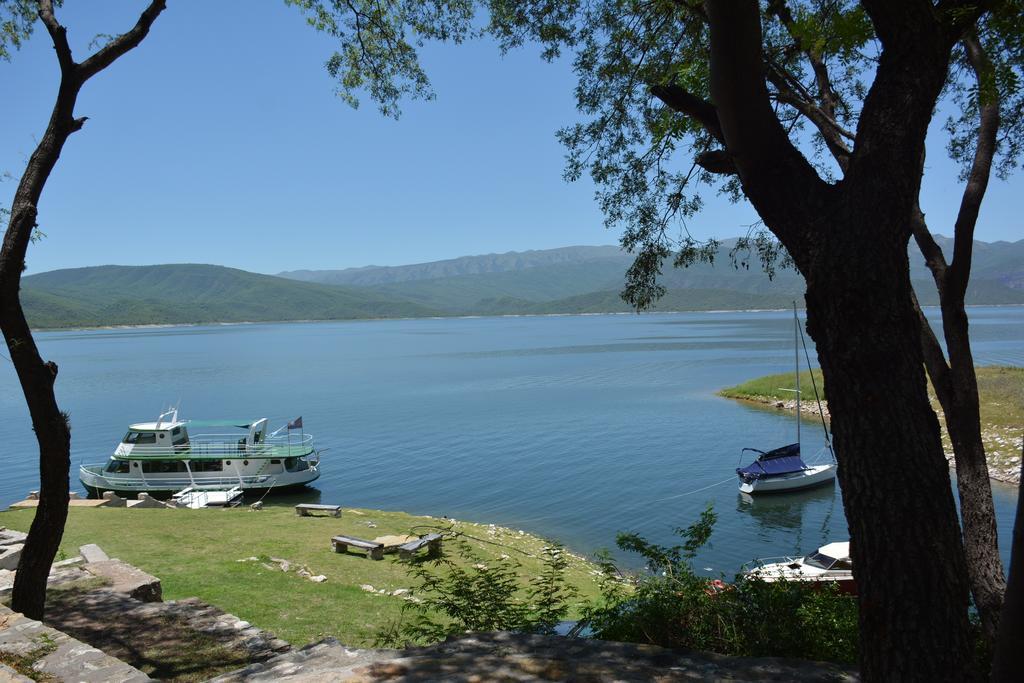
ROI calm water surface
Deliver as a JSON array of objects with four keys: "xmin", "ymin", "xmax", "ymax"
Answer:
[{"xmin": 1, "ymin": 308, "xmax": 1021, "ymax": 573}]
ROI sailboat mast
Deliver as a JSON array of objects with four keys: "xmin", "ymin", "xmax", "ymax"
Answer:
[{"xmin": 794, "ymin": 302, "xmax": 800, "ymax": 445}]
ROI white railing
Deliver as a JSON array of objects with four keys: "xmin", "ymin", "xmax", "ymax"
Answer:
[
  {"xmin": 81, "ymin": 466, "xmax": 273, "ymax": 490},
  {"xmin": 117, "ymin": 433, "xmax": 314, "ymax": 459}
]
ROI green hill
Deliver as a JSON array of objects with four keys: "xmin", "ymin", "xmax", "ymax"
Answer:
[
  {"xmin": 22, "ymin": 264, "xmax": 438, "ymax": 328},
  {"xmin": 21, "ymin": 237, "xmax": 1024, "ymax": 329}
]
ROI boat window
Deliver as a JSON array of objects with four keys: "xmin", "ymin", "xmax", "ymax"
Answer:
[
  {"xmin": 172, "ymin": 427, "xmax": 181, "ymax": 436},
  {"xmin": 804, "ymin": 552, "xmax": 837, "ymax": 570},
  {"xmin": 190, "ymin": 460, "xmax": 223, "ymax": 472},
  {"xmin": 105, "ymin": 460, "xmax": 130, "ymax": 473},
  {"xmin": 270, "ymin": 459, "xmax": 281, "ymax": 464},
  {"xmin": 123, "ymin": 431, "xmax": 157, "ymax": 445},
  {"xmin": 832, "ymin": 559, "xmax": 853, "ymax": 570},
  {"xmin": 141, "ymin": 460, "xmax": 188, "ymax": 474}
]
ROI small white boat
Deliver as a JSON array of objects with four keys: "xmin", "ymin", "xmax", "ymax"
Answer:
[
  {"xmin": 736, "ymin": 304, "xmax": 837, "ymax": 494},
  {"xmin": 736, "ymin": 444, "xmax": 836, "ymax": 494},
  {"xmin": 746, "ymin": 540, "xmax": 856, "ymax": 594},
  {"xmin": 80, "ymin": 408, "xmax": 321, "ymax": 497}
]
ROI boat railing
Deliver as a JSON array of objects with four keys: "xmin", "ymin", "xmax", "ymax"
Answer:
[
  {"xmin": 116, "ymin": 432, "xmax": 315, "ymax": 459},
  {"xmin": 749, "ymin": 555, "xmax": 802, "ymax": 567},
  {"xmin": 82, "ymin": 468, "xmax": 275, "ymax": 489}
]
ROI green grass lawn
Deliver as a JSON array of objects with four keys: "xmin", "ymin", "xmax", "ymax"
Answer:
[
  {"xmin": 719, "ymin": 365, "xmax": 1023, "ymax": 477},
  {"xmin": 0, "ymin": 505, "xmax": 603, "ymax": 648}
]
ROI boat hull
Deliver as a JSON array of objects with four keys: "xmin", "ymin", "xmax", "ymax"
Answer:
[
  {"xmin": 738, "ymin": 464, "xmax": 836, "ymax": 494},
  {"xmin": 747, "ymin": 569, "xmax": 857, "ymax": 595},
  {"xmin": 79, "ymin": 464, "xmax": 319, "ymax": 498}
]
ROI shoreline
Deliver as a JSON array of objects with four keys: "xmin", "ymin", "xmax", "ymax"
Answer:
[
  {"xmin": 723, "ymin": 394, "xmax": 1022, "ymax": 486},
  {"xmin": 30, "ymin": 303, "xmax": 1024, "ymax": 334}
]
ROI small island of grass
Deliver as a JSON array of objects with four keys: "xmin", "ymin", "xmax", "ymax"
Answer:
[{"xmin": 719, "ymin": 365, "xmax": 1023, "ymax": 484}]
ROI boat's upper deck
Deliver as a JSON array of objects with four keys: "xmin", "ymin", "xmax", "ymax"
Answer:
[
  {"xmin": 115, "ymin": 413, "xmax": 314, "ymax": 460},
  {"xmin": 113, "ymin": 433, "xmax": 315, "ymax": 460}
]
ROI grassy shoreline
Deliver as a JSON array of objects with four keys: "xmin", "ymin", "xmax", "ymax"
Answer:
[
  {"xmin": 0, "ymin": 505, "xmax": 603, "ymax": 648},
  {"xmin": 719, "ymin": 366, "xmax": 1023, "ymax": 484}
]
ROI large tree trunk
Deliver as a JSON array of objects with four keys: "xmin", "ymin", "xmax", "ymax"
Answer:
[
  {"xmin": 704, "ymin": 3, "xmax": 975, "ymax": 676},
  {"xmin": 803, "ymin": 229, "xmax": 973, "ymax": 681},
  {"xmin": 990, "ymin": 444, "xmax": 1024, "ymax": 681}
]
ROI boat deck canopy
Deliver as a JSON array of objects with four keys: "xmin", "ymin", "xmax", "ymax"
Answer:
[
  {"xmin": 737, "ymin": 443, "xmax": 808, "ymax": 477},
  {"xmin": 186, "ymin": 420, "xmax": 258, "ymax": 429}
]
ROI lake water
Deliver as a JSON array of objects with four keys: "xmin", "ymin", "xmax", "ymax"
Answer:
[{"xmin": 1, "ymin": 307, "xmax": 1021, "ymax": 574}]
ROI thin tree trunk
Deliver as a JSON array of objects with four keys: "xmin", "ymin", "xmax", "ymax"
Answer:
[
  {"xmin": 915, "ymin": 293, "xmax": 1005, "ymax": 640},
  {"xmin": 0, "ymin": 0, "xmax": 165, "ymax": 620},
  {"xmin": 990, "ymin": 444, "xmax": 1024, "ymax": 681},
  {"xmin": 2, "ymin": 67, "xmax": 83, "ymax": 622},
  {"xmin": 803, "ymin": 231, "xmax": 973, "ymax": 682},
  {"xmin": 909, "ymin": 30, "xmax": 1005, "ymax": 640}
]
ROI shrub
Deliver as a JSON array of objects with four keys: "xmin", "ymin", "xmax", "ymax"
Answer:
[
  {"xmin": 376, "ymin": 532, "xmax": 577, "ymax": 646},
  {"xmin": 583, "ymin": 506, "xmax": 859, "ymax": 663}
]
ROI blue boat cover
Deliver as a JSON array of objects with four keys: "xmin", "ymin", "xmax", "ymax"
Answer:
[{"xmin": 737, "ymin": 443, "xmax": 808, "ymax": 478}]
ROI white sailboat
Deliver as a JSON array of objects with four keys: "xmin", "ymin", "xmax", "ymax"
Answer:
[{"xmin": 736, "ymin": 305, "xmax": 837, "ymax": 494}]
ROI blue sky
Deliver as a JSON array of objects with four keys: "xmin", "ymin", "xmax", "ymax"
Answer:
[{"xmin": 1, "ymin": 1, "xmax": 1019, "ymax": 275}]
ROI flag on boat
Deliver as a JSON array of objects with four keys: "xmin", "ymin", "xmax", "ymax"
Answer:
[{"xmin": 287, "ymin": 416, "xmax": 303, "ymax": 430}]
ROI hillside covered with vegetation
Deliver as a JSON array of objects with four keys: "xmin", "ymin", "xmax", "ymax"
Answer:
[{"xmin": 22, "ymin": 238, "xmax": 1024, "ymax": 329}]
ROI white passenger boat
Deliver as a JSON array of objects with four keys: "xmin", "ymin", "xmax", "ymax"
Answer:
[
  {"xmin": 80, "ymin": 409, "xmax": 320, "ymax": 497},
  {"xmin": 746, "ymin": 541, "xmax": 856, "ymax": 594}
]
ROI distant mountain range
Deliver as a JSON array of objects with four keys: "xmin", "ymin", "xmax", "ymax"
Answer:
[{"xmin": 22, "ymin": 237, "xmax": 1024, "ymax": 329}]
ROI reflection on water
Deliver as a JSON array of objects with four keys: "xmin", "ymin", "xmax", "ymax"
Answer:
[
  {"xmin": 737, "ymin": 483, "xmax": 837, "ymax": 532},
  {"xmin": 736, "ymin": 483, "xmax": 840, "ymax": 561}
]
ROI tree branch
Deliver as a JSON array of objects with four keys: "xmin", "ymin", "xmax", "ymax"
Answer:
[
  {"xmin": 767, "ymin": 0, "xmax": 838, "ymax": 119},
  {"xmin": 911, "ymin": 287, "xmax": 953, "ymax": 400},
  {"xmin": 650, "ymin": 84, "xmax": 723, "ymax": 143},
  {"xmin": 860, "ymin": 0, "xmax": 941, "ymax": 48},
  {"xmin": 947, "ymin": 32, "xmax": 999, "ymax": 301},
  {"xmin": 704, "ymin": 0, "xmax": 828, "ymax": 249},
  {"xmin": 847, "ymin": 2, "xmax": 951, "ymax": 204},
  {"xmin": 695, "ymin": 149, "xmax": 736, "ymax": 174},
  {"xmin": 37, "ymin": 0, "xmax": 74, "ymax": 74},
  {"xmin": 77, "ymin": 0, "xmax": 166, "ymax": 83},
  {"xmin": 911, "ymin": 204, "xmax": 947, "ymax": 295},
  {"xmin": 765, "ymin": 65, "xmax": 851, "ymax": 171}
]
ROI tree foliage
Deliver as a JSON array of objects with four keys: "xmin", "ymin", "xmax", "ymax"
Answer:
[
  {"xmin": 0, "ymin": 0, "xmax": 42, "ymax": 61},
  {"xmin": 286, "ymin": 0, "xmax": 476, "ymax": 117},
  {"xmin": 377, "ymin": 531, "xmax": 577, "ymax": 646},
  {"xmin": 482, "ymin": 0, "xmax": 1023, "ymax": 304}
]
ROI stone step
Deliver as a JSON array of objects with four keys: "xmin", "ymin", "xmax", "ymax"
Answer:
[
  {"xmin": 44, "ymin": 589, "xmax": 291, "ymax": 666},
  {"xmin": 212, "ymin": 631, "xmax": 859, "ymax": 682},
  {"xmin": 0, "ymin": 605, "xmax": 151, "ymax": 682}
]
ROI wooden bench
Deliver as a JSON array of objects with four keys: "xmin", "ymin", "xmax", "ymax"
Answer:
[
  {"xmin": 399, "ymin": 533, "xmax": 443, "ymax": 561},
  {"xmin": 331, "ymin": 535, "xmax": 384, "ymax": 560},
  {"xmin": 295, "ymin": 503, "xmax": 342, "ymax": 518}
]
